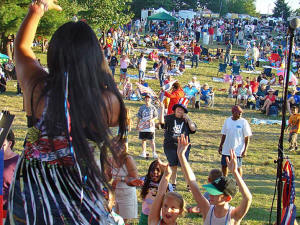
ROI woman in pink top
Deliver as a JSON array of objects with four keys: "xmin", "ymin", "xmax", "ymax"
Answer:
[
  {"xmin": 261, "ymin": 88, "xmax": 276, "ymax": 115},
  {"xmin": 120, "ymin": 54, "xmax": 130, "ymax": 84}
]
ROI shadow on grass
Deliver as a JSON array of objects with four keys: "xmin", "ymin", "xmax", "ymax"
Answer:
[{"xmin": 0, "ymin": 91, "xmax": 19, "ymax": 97}]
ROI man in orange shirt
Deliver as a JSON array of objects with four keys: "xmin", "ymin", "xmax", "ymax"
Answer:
[{"xmin": 286, "ymin": 106, "xmax": 300, "ymax": 151}]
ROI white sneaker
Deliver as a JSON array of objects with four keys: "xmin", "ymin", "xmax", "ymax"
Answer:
[
  {"xmin": 139, "ymin": 152, "xmax": 147, "ymax": 158},
  {"xmin": 153, "ymin": 152, "xmax": 158, "ymax": 159}
]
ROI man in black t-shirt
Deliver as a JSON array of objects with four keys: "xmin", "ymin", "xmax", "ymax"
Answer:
[{"xmin": 159, "ymin": 98, "xmax": 196, "ymax": 188}]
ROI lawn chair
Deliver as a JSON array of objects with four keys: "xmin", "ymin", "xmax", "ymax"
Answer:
[
  {"xmin": 217, "ymin": 63, "xmax": 227, "ymax": 77},
  {"xmin": 201, "ymin": 47, "xmax": 208, "ymax": 56},
  {"xmin": 232, "ymin": 65, "xmax": 241, "ymax": 76},
  {"xmin": 263, "ymin": 68, "xmax": 272, "ymax": 77}
]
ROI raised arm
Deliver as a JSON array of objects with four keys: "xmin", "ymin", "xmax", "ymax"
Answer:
[
  {"xmin": 15, "ymin": 0, "xmax": 62, "ymax": 89},
  {"xmin": 148, "ymin": 164, "xmax": 172, "ymax": 225},
  {"xmin": 177, "ymin": 135, "xmax": 210, "ymax": 217},
  {"xmin": 228, "ymin": 149, "xmax": 252, "ymax": 221}
]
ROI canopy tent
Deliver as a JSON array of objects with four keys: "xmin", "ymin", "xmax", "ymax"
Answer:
[
  {"xmin": 147, "ymin": 12, "xmax": 177, "ymax": 22},
  {"xmin": 0, "ymin": 53, "xmax": 9, "ymax": 64}
]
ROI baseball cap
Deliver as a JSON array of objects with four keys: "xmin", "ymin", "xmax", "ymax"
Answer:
[
  {"xmin": 144, "ymin": 93, "xmax": 151, "ymax": 98},
  {"xmin": 202, "ymin": 176, "xmax": 238, "ymax": 197}
]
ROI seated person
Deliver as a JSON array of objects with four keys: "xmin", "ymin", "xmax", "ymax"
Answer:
[
  {"xmin": 237, "ymin": 82, "xmax": 249, "ymax": 108},
  {"xmin": 228, "ymin": 80, "xmax": 238, "ymax": 98},
  {"xmin": 148, "ymin": 50, "xmax": 159, "ymax": 62},
  {"xmin": 163, "ymin": 75, "xmax": 172, "ymax": 86},
  {"xmin": 128, "ymin": 54, "xmax": 138, "ymax": 69},
  {"xmin": 287, "ymin": 88, "xmax": 300, "ymax": 115},
  {"xmin": 278, "ymin": 75, "xmax": 284, "ymax": 85},
  {"xmin": 200, "ymin": 83, "xmax": 213, "ymax": 106},
  {"xmin": 179, "ymin": 61, "xmax": 185, "ymax": 73},
  {"xmin": 183, "ymin": 82, "xmax": 199, "ymax": 108},
  {"xmin": 269, "ymin": 74, "xmax": 276, "ymax": 85},
  {"xmin": 215, "ymin": 48, "xmax": 224, "ymax": 59},
  {"xmin": 2, "ymin": 130, "xmax": 20, "ymax": 211},
  {"xmin": 190, "ymin": 76, "xmax": 200, "ymax": 91},
  {"xmin": 260, "ymin": 88, "xmax": 276, "ymax": 115},
  {"xmin": 123, "ymin": 77, "xmax": 133, "ymax": 99},
  {"xmin": 250, "ymin": 77, "xmax": 259, "ymax": 95},
  {"xmin": 255, "ymin": 83, "xmax": 268, "ymax": 110},
  {"xmin": 0, "ymin": 73, "xmax": 6, "ymax": 93}
]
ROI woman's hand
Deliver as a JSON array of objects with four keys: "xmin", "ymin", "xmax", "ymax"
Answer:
[
  {"xmin": 177, "ymin": 134, "xmax": 190, "ymax": 157},
  {"xmin": 32, "ymin": 0, "xmax": 62, "ymax": 12}
]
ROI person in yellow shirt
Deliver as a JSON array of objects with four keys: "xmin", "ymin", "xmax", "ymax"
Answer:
[{"xmin": 286, "ymin": 106, "xmax": 300, "ymax": 151}]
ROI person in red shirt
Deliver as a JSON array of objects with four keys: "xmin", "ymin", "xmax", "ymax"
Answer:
[
  {"xmin": 260, "ymin": 88, "xmax": 276, "ymax": 115},
  {"xmin": 192, "ymin": 43, "xmax": 201, "ymax": 68},
  {"xmin": 164, "ymin": 82, "xmax": 185, "ymax": 115},
  {"xmin": 250, "ymin": 77, "xmax": 259, "ymax": 94},
  {"xmin": 208, "ymin": 26, "xmax": 214, "ymax": 45}
]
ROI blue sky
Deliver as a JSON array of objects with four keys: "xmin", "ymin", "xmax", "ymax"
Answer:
[{"xmin": 256, "ymin": 0, "xmax": 300, "ymax": 14}]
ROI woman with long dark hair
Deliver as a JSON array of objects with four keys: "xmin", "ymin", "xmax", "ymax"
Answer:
[{"xmin": 7, "ymin": 0, "xmax": 127, "ymax": 224}]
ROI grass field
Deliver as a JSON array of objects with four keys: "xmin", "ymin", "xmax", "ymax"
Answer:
[{"xmin": 1, "ymin": 45, "xmax": 299, "ymax": 225}]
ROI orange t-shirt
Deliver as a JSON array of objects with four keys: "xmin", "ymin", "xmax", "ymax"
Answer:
[{"xmin": 288, "ymin": 113, "xmax": 300, "ymax": 133}]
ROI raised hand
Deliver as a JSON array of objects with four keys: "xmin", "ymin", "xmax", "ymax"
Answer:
[
  {"xmin": 226, "ymin": 149, "xmax": 238, "ymax": 174},
  {"xmin": 32, "ymin": 0, "xmax": 62, "ymax": 12},
  {"xmin": 158, "ymin": 159, "xmax": 171, "ymax": 177},
  {"xmin": 177, "ymin": 134, "xmax": 190, "ymax": 157}
]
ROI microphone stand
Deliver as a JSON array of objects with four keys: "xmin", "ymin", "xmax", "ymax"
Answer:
[{"xmin": 276, "ymin": 26, "xmax": 295, "ymax": 225}]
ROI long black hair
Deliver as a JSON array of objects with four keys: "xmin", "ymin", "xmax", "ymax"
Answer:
[
  {"xmin": 36, "ymin": 21, "xmax": 127, "ymax": 190},
  {"xmin": 140, "ymin": 160, "xmax": 162, "ymax": 200}
]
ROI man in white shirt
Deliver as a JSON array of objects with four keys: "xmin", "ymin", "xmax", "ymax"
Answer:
[{"xmin": 218, "ymin": 105, "xmax": 252, "ymax": 177}]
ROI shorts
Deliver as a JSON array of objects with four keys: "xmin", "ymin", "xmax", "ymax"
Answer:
[
  {"xmin": 139, "ymin": 132, "xmax": 155, "ymax": 140},
  {"xmin": 288, "ymin": 132, "xmax": 298, "ymax": 147},
  {"xmin": 237, "ymin": 94, "xmax": 248, "ymax": 100},
  {"xmin": 164, "ymin": 145, "xmax": 190, "ymax": 167},
  {"xmin": 221, "ymin": 155, "xmax": 242, "ymax": 168},
  {"xmin": 120, "ymin": 68, "xmax": 127, "ymax": 74}
]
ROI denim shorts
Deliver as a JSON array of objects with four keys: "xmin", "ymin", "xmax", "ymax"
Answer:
[
  {"xmin": 221, "ymin": 155, "xmax": 242, "ymax": 168},
  {"xmin": 164, "ymin": 145, "xmax": 190, "ymax": 167}
]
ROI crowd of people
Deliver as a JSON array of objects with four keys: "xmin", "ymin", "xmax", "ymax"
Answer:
[{"xmin": 1, "ymin": 0, "xmax": 300, "ymax": 225}]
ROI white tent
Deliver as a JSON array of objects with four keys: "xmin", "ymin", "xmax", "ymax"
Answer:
[
  {"xmin": 154, "ymin": 7, "xmax": 170, "ymax": 15},
  {"xmin": 178, "ymin": 10, "xmax": 196, "ymax": 20}
]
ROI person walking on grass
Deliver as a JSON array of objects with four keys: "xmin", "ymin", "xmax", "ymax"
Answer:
[
  {"xmin": 286, "ymin": 106, "xmax": 300, "ymax": 152},
  {"xmin": 218, "ymin": 105, "xmax": 252, "ymax": 177},
  {"xmin": 178, "ymin": 135, "xmax": 252, "ymax": 225},
  {"xmin": 159, "ymin": 98, "xmax": 196, "ymax": 190},
  {"xmin": 137, "ymin": 94, "xmax": 158, "ymax": 158}
]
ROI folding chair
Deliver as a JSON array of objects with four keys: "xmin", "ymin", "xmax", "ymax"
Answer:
[
  {"xmin": 263, "ymin": 68, "xmax": 272, "ymax": 77},
  {"xmin": 217, "ymin": 63, "xmax": 227, "ymax": 77},
  {"xmin": 232, "ymin": 65, "xmax": 241, "ymax": 76}
]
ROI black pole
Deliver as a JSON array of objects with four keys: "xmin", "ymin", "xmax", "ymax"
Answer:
[{"xmin": 276, "ymin": 28, "xmax": 294, "ymax": 225}]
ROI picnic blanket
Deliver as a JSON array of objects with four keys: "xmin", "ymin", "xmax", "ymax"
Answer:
[
  {"xmin": 241, "ymin": 70, "xmax": 261, "ymax": 74},
  {"xmin": 251, "ymin": 118, "xmax": 288, "ymax": 125},
  {"xmin": 127, "ymin": 74, "xmax": 156, "ymax": 80},
  {"xmin": 212, "ymin": 77, "xmax": 224, "ymax": 83}
]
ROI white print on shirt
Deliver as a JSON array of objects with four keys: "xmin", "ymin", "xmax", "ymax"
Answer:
[{"xmin": 173, "ymin": 120, "xmax": 184, "ymax": 137}]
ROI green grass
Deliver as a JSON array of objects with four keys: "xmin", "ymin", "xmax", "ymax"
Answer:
[{"xmin": 1, "ymin": 45, "xmax": 300, "ymax": 225}]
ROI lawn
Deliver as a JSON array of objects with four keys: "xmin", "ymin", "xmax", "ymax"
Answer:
[{"xmin": 1, "ymin": 45, "xmax": 299, "ymax": 225}]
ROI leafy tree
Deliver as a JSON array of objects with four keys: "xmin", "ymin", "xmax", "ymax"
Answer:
[
  {"xmin": 0, "ymin": 1, "xmax": 26, "ymax": 56},
  {"xmin": 273, "ymin": 0, "xmax": 291, "ymax": 20},
  {"xmin": 78, "ymin": 0, "xmax": 133, "ymax": 33},
  {"xmin": 293, "ymin": 8, "xmax": 300, "ymax": 16}
]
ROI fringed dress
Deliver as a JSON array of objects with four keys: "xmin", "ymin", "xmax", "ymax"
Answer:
[{"xmin": 6, "ymin": 115, "xmax": 119, "ymax": 224}]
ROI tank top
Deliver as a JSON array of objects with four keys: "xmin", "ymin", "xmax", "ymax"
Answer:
[{"xmin": 203, "ymin": 205, "xmax": 234, "ymax": 225}]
